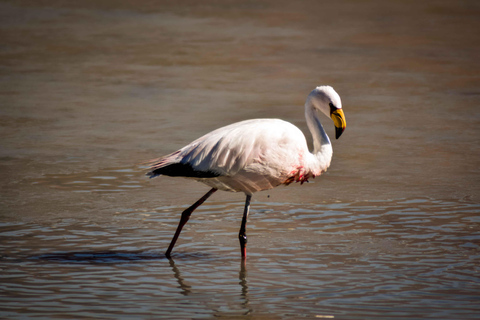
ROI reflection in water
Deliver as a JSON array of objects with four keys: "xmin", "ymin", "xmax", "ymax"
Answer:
[
  {"xmin": 239, "ymin": 260, "xmax": 251, "ymax": 316},
  {"xmin": 33, "ymin": 249, "xmax": 254, "ymax": 316},
  {"xmin": 168, "ymin": 258, "xmax": 192, "ymax": 296},
  {"xmin": 168, "ymin": 257, "xmax": 252, "ymax": 316},
  {"xmin": 34, "ymin": 248, "xmax": 254, "ymax": 317}
]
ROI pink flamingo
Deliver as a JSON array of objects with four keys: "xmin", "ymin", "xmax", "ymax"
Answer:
[{"xmin": 147, "ymin": 85, "xmax": 346, "ymax": 259}]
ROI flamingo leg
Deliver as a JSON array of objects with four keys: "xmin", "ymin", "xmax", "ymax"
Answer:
[
  {"xmin": 238, "ymin": 194, "xmax": 252, "ymax": 259},
  {"xmin": 165, "ymin": 188, "xmax": 217, "ymax": 258}
]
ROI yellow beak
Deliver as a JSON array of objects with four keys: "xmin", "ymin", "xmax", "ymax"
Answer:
[{"xmin": 331, "ymin": 108, "xmax": 346, "ymax": 139}]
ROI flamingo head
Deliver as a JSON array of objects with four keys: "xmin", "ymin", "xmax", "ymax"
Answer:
[{"xmin": 308, "ymin": 86, "xmax": 346, "ymax": 139}]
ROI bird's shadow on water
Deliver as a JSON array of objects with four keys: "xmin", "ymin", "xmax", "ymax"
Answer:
[
  {"xmin": 31, "ymin": 250, "xmax": 252, "ymax": 314},
  {"xmin": 31, "ymin": 250, "xmax": 212, "ymax": 264}
]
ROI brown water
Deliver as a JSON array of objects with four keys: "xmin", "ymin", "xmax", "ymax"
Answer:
[{"xmin": 1, "ymin": 0, "xmax": 479, "ymax": 319}]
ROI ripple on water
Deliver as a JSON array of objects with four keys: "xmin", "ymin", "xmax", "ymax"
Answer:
[
  {"xmin": 29, "ymin": 166, "xmax": 146, "ymax": 193},
  {"xmin": 0, "ymin": 198, "xmax": 479, "ymax": 319}
]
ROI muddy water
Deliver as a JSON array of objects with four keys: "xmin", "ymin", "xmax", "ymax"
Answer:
[{"xmin": 1, "ymin": 0, "xmax": 479, "ymax": 319}]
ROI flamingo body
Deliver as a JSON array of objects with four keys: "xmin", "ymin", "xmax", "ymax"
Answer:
[
  {"xmin": 148, "ymin": 118, "xmax": 331, "ymax": 195},
  {"xmin": 147, "ymin": 85, "xmax": 346, "ymax": 258}
]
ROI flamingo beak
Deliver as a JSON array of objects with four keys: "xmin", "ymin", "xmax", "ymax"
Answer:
[{"xmin": 331, "ymin": 108, "xmax": 346, "ymax": 139}]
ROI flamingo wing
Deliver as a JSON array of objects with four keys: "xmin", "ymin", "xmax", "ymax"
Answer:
[{"xmin": 147, "ymin": 119, "xmax": 308, "ymax": 181}]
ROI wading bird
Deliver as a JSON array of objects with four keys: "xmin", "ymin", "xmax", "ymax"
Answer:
[{"xmin": 147, "ymin": 85, "xmax": 346, "ymax": 259}]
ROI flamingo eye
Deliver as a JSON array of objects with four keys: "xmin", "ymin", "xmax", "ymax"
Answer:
[{"xmin": 329, "ymin": 102, "xmax": 336, "ymax": 115}]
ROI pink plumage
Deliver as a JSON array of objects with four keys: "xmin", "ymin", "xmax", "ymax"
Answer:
[{"xmin": 146, "ymin": 85, "xmax": 346, "ymax": 258}]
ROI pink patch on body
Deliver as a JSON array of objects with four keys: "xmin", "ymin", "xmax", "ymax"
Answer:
[
  {"xmin": 284, "ymin": 166, "xmax": 312, "ymax": 185},
  {"xmin": 283, "ymin": 150, "xmax": 314, "ymax": 185}
]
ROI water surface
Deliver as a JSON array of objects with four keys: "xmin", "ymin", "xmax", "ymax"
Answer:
[{"xmin": 1, "ymin": 0, "xmax": 479, "ymax": 319}]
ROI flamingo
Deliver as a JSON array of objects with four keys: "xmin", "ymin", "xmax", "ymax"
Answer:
[{"xmin": 147, "ymin": 85, "xmax": 346, "ymax": 259}]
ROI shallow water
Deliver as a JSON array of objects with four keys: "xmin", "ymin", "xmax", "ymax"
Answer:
[
  {"xmin": 1, "ymin": 193, "xmax": 479, "ymax": 319},
  {"xmin": 1, "ymin": 0, "xmax": 480, "ymax": 319}
]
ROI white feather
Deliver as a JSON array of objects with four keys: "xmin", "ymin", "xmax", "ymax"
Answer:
[{"xmin": 147, "ymin": 86, "xmax": 344, "ymax": 195}]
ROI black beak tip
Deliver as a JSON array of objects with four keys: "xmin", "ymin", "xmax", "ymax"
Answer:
[{"xmin": 335, "ymin": 127, "xmax": 344, "ymax": 139}]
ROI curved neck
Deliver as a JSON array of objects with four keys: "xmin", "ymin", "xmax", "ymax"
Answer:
[{"xmin": 305, "ymin": 100, "xmax": 331, "ymax": 154}]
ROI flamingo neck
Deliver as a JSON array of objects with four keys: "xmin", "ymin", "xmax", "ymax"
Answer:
[
  {"xmin": 305, "ymin": 101, "xmax": 331, "ymax": 152},
  {"xmin": 304, "ymin": 101, "xmax": 333, "ymax": 173}
]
